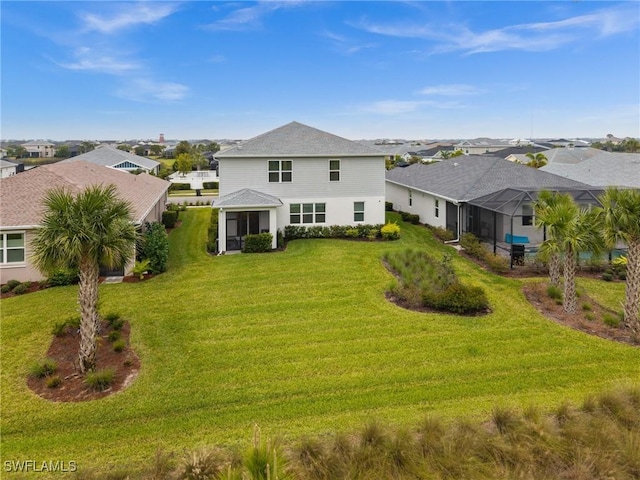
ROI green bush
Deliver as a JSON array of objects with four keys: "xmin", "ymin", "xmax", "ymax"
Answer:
[
  {"xmin": 108, "ymin": 331, "xmax": 122, "ymax": 342},
  {"xmin": 12, "ymin": 283, "xmax": 28, "ymax": 295},
  {"xmin": 460, "ymin": 233, "xmax": 487, "ymax": 260},
  {"xmin": 385, "ymin": 201, "xmax": 394, "ymax": 211},
  {"xmin": 132, "ymin": 259, "xmax": 151, "ymax": 280},
  {"xmin": 345, "ymin": 228, "xmax": 360, "ymax": 238},
  {"xmin": 1, "ymin": 284, "xmax": 11, "ymax": 294},
  {"xmin": 202, "ymin": 181, "xmax": 219, "ymax": 190},
  {"xmin": 52, "ymin": 317, "xmax": 79, "ymax": 336},
  {"xmin": 207, "ymin": 208, "xmax": 218, "ymax": 253},
  {"xmin": 6, "ymin": 279, "xmax": 20, "ymax": 289},
  {"xmin": 141, "ymin": 222, "xmax": 169, "ymax": 273},
  {"xmin": 46, "ymin": 268, "xmax": 79, "ymax": 287},
  {"xmin": 399, "ymin": 211, "xmax": 420, "ymax": 224},
  {"xmin": 431, "ymin": 226, "xmax": 455, "ymax": 242},
  {"xmin": 423, "ymin": 283, "xmax": 489, "ymax": 314},
  {"xmin": 168, "ymin": 183, "xmax": 190, "ymax": 191},
  {"xmin": 161, "ymin": 210, "xmax": 178, "ymax": 229},
  {"xmin": 602, "ymin": 272, "xmax": 614, "ymax": 282},
  {"xmin": 29, "ymin": 358, "xmax": 58, "ymax": 378},
  {"xmin": 381, "ymin": 222, "xmax": 401, "ymax": 240},
  {"xmin": 484, "ymin": 253, "xmax": 509, "ymax": 274},
  {"xmin": 85, "ymin": 368, "xmax": 115, "ymax": 391},
  {"xmin": 242, "ymin": 233, "xmax": 273, "ymax": 253}
]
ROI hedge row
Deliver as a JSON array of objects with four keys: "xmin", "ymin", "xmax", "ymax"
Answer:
[{"xmin": 284, "ymin": 223, "xmax": 400, "ymax": 241}]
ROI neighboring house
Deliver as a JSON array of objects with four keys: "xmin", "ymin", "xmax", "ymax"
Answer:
[
  {"xmin": 0, "ymin": 161, "xmax": 170, "ymax": 283},
  {"xmin": 0, "ymin": 159, "xmax": 23, "ymax": 178},
  {"xmin": 212, "ymin": 121, "xmax": 387, "ymax": 252},
  {"xmin": 540, "ymin": 150, "xmax": 640, "ymax": 189},
  {"xmin": 60, "ymin": 144, "xmax": 161, "ymax": 175},
  {"xmin": 22, "ymin": 140, "xmax": 56, "ymax": 158},
  {"xmin": 455, "ymin": 138, "xmax": 519, "ymax": 155},
  {"xmin": 385, "ymin": 156, "xmax": 601, "ymax": 248}
]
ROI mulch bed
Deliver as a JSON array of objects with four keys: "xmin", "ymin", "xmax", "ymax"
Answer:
[{"xmin": 27, "ymin": 320, "xmax": 140, "ymax": 402}]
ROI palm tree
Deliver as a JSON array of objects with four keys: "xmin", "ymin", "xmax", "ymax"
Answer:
[
  {"xmin": 536, "ymin": 191, "xmax": 603, "ymax": 313},
  {"xmin": 600, "ymin": 187, "xmax": 640, "ymax": 333},
  {"xmin": 534, "ymin": 190, "xmax": 566, "ymax": 286},
  {"xmin": 525, "ymin": 152, "xmax": 548, "ymax": 168},
  {"xmin": 31, "ymin": 185, "xmax": 137, "ymax": 373}
]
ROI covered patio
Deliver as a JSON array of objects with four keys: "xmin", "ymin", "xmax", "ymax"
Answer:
[{"xmin": 212, "ymin": 189, "xmax": 282, "ymax": 253}]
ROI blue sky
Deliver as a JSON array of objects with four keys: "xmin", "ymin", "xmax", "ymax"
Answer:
[{"xmin": 2, "ymin": 1, "xmax": 639, "ymax": 141}]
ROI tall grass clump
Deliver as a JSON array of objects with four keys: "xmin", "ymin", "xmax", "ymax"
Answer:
[{"xmin": 384, "ymin": 249, "xmax": 488, "ymax": 314}]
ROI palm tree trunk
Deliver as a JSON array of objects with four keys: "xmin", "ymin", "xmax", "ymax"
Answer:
[
  {"xmin": 563, "ymin": 248, "xmax": 578, "ymax": 314},
  {"xmin": 623, "ymin": 240, "xmax": 640, "ymax": 334},
  {"xmin": 549, "ymin": 253, "xmax": 561, "ymax": 287},
  {"xmin": 78, "ymin": 257, "xmax": 100, "ymax": 373}
]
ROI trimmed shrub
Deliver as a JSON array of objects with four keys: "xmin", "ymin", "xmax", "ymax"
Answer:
[
  {"xmin": 460, "ymin": 233, "xmax": 487, "ymax": 260},
  {"xmin": 345, "ymin": 228, "xmax": 360, "ymax": 238},
  {"xmin": 381, "ymin": 222, "xmax": 401, "ymax": 240},
  {"xmin": 242, "ymin": 233, "xmax": 273, "ymax": 253},
  {"xmin": 85, "ymin": 368, "xmax": 115, "ymax": 391},
  {"xmin": 431, "ymin": 226, "xmax": 455, "ymax": 242},
  {"xmin": 12, "ymin": 283, "xmax": 28, "ymax": 295},
  {"xmin": 108, "ymin": 330, "xmax": 122, "ymax": 342},
  {"xmin": 602, "ymin": 272, "xmax": 614, "ymax": 282},
  {"xmin": 603, "ymin": 313, "xmax": 620, "ymax": 328},
  {"xmin": 207, "ymin": 208, "xmax": 218, "ymax": 252},
  {"xmin": 202, "ymin": 181, "xmax": 219, "ymax": 190},
  {"xmin": 484, "ymin": 253, "xmax": 509, "ymax": 274},
  {"xmin": 1, "ymin": 284, "xmax": 11, "ymax": 294},
  {"xmin": 141, "ymin": 222, "xmax": 169, "ymax": 273},
  {"xmin": 161, "ymin": 210, "xmax": 178, "ymax": 229},
  {"xmin": 423, "ymin": 283, "xmax": 489, "ymax": 314},
  {"xmin": 46, "ymin": 268, "xmax": 79, "ymax": 287},
  {"xmin": 6, "ymin": 279, "xmax": 20, "ymax": 290},
  {"xmin": 29, "ymin": 358, "xmax": 57, "ymax": 378},
  {"xmin": 399, "ymin": 211, "xmax": 420, "ymax": 224},
  {"xmin": 385, "ymin": 201, "xmax": 394, "ymax": 211}
]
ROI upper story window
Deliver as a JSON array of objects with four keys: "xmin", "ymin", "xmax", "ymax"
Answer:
[
  {"xmin": 1, "ymin": 232, "xmax": 25, "ymax": 264},
  {"xmin": 329, "ymin": 159, "xmax": 340, "ymax": 182},
  {"xmin": 290, "ymin": 203, "xmax": 326, "ymax": 224},
  {"xmin": 522, "ymin": 204, "xmax": 534, "ymax": 226},
  {"xmin": 354, "ymin": 202, "xmax": 365, "ymax": 222},
  {"xmin": 268, "ymin": 160, "xmax": 292, "ymax": 183}
]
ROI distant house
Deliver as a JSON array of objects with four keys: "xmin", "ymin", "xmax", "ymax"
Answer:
[
  {"xmin": 0, "ymin": 161, "xmax": 170, "ymax": 283},
  {"xmin": 454, "ymin": 138, "xmax": 518, "ymax": 155},
  {"xmin": 61, "ymin": 145, "xmax": 161, "ymax": 175},
  {"xmin": 540, "ymin": 150, "xmax": 640, "ymax": 189},
  {"xmin": 22, "ymin": 140, "xmax": 56, "ymax": 158},
  {"xmin": 212, "ymin": 121, "xmax": 387, "ymax": 252},
  {"xmin": 0, "ymin": 159, "xmax": 23, "ymax": 178},
  {"xmin": 385, "ymin": 156, "xmax": 601, "ymax": 248}
]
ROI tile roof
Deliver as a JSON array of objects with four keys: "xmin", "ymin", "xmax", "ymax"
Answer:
[
  {"xmin": 212, "ymin": 188, "xmax": 283, "ymax": 208},
  {"xmin": 0, "ymin": 161, "xmax": 170, "ymax": 228},
  {"xmin": 216, "ymin": 121, "xmax": 386, "ymax": 158},
  {"xmin": 60, "ymin": 144, "xmax": 160, "ymax": 170},
  {"xmin": 540, "ymin": 151, "xmax": 640, "ymax": 188},
  {"xmin": 385, "ymin": 156, "xmax": 590, "ymax": 202}
]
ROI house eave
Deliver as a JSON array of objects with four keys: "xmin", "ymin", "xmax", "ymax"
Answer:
[{"xmin": 385, "ymin": 178, "xmax": 461, "ymax": 205}]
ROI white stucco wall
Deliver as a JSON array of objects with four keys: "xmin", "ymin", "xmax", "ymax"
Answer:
[{"xmin": 385, "ymin": 182, "xmax": 447, "ymax": 228}]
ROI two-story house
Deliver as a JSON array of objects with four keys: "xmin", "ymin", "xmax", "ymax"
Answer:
[{"xmin": 212, "ymin": 122, "xmax": 387, "ymax": 252}]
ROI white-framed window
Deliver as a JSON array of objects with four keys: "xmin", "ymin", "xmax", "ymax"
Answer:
[
  {"xmin": 329, "ymin": 159, "xmax": 340, "ymax": 182},
  {"xmin": 0, "ymin": 232, "xmax": 25, "ymax": 264},
  {"xmin": 290, "ymin": 203, "xmax": 326, "ymax": 224},
  {"xmin": 435, "ymin": 199, "xmax": 439, "ymax": 218},
  {"xmin": 408, "ymin": 190, "xmax": 413, "ymax": 207},
  {"xmin": 268, "ymin": 160, "xmax": 292, "ymax": 183},
  {"xmin": 354, "ymin": 201, "xmax": 365, "ymax": 222},
  {"xmin": 522, "ymin": 204, "xmax": 534, "ymax": 226}
]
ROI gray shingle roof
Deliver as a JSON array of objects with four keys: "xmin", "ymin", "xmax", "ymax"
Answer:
[
  {"xmin": 212, "ymin": 188, "xmax": 283, "ymax": 208},
  {"xmin": 61, "ymin": 145, "xmax": 160, "ymax": 171},
  {"xmin": 216, "ymin": 121, "xmax": 386, "ymax": 158},
  {"xmin": 540, "ymin": 151, "xmax": 640, "ymax": 188},
  {"xmin": 385, "ymin": 156, "xmax": 590, "ymax": 202},
  {"xmin": 0, "ymin": 161, "xmax": 170, "ymax": 228}
]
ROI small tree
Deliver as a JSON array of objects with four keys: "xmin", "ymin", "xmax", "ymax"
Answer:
[
  {"xmin": 176, "ymin": 153, "xmax": 193, "ymax": 176},
  {"xmin": 526, "ymin": 152, "xmax": 548, "ymax": 168},
  {"xmin": 54, "ymin": 145, "xmax": 71, "ymax": 158},
  {"xmin": 140, "ymin": 222, "xmax": 169, "ymax": 273},
  {"xmin": 31, "ymin": 185, "xmax": 136, "ymax": 373}
]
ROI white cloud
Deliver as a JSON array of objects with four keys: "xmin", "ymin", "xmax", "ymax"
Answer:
[
  {"xmin": 204, "ymin": 1, "xmax": 308, "ymax": 31},
  {"xmin": 116, "ymin": 78, "xmax": 189, "ymax": 102},
  {"xmin": 56, "ymin": 47, "xmax": 139, "ymax": 74},
  {"xmin": 419, "ymin": 84, "xmax": 483, "ymax": 96},
  {"xmin": 359, "ymin": 100, "xmax": 425, "ymax": 115},
  {"xmin": 80, "ymin": 2, "xmax": 180, "ymax": 34},
  {"xmin": 322, "ymin": 30, "xmax": 377, "ymax": 55},
  {"xmin": 355, "ymin": 3, "xmax": 640, "ymax": 55}
]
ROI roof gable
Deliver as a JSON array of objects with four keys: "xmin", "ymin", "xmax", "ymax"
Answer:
[
  {"xmin": 217, "ymin": 121, "xmax": 385, "ymax": 158},
  {"xmin": 213, "ymin": 188, "xmax": 283, "ymax": 208},
  {"xmin": 62, "ymin": 145, "xmax": 160, "ymax": 170}
]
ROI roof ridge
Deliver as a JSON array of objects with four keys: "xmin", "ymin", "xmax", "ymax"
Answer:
[{"xmin": 459, "ymin": 156, "xmax": 502, "ymax": 200}]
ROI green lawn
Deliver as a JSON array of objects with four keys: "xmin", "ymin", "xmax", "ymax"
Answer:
[{"xmin": 1, "ymin": 209, "xmax": 638, "ymax": 476}]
